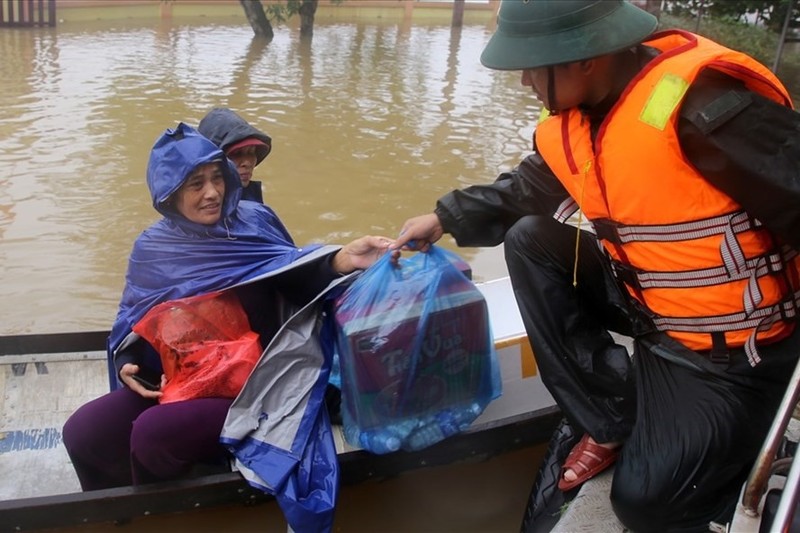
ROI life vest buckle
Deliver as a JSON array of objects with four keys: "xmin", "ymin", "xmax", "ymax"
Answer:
[
  {"xmin": 593, "ymin": 219, "xmax": 622, "ymax": 245},
  {"xmin": 610, "ymin": 260, "xmax": 641, "ymax": 291},
  {"xmin": 708, "ymin": 350, "xmax": 730, "ymax": 364}
]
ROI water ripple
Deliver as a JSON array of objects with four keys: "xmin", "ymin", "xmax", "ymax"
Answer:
[{"xmin": 0, "ymin": 16, "xmax": 540, "ymax": 333}]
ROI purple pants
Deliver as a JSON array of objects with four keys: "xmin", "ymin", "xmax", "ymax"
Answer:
[{"xmin": 62, "ymin": 387, "xmax": 233, "ymax": 490}]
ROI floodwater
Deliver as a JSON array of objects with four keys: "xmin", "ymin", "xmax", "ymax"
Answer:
[
  {"xmin": 0, "ymin": 12, "xmax": 540, "ymax": 335},
  {"xmin": 0, "ymin": 12, "xmax": 547, "ymax": 532}
]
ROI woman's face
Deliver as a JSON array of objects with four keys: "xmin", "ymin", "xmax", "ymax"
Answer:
[
  {"xmin": 174, "ymin": 162, "xmax": 225, "ymax": 225},
  {"xmin": 227, "ymin": 145, "xmax": 259, "ymax": 187}
]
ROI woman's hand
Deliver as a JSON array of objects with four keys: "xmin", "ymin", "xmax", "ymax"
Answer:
[
  {"xmin": 332, "ymin": 235, "xmax": 398, "ymax": 274},
  {"xmin": 120, "ymin": 363, "xmax": 164, "ymax": 400},
  {"xmin": 392, "ymin": 213, "xmax": 444, "ymax": 252}
]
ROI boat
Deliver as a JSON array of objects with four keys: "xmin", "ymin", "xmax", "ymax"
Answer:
[
  {"xmin": 6, "ymin": 276, "xmax": 797, "ymax": 533},
  {"xmin": 0, "ymin": 276, "xmax": 562, "ymax": 531}
]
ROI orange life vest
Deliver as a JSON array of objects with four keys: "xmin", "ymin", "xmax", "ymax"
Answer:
[{"xmin": 536, "ymin": 29, "xmax": 800, "ymax": 365}]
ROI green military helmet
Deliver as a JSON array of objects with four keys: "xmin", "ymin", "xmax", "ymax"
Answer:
[{"xmin": 481, "ymin": 0, "xmax": 658, "ymax": 70}]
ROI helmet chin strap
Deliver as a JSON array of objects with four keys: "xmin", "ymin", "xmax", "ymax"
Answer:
[{"xmin": 546, "ymin": 65, "xmax": 559, "ymax": 115}]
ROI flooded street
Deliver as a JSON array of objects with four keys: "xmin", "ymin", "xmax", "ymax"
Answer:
[
  {"xmin": 0, "ymin": 10, "xmax": 548, "ymax": 531},
  {"xmin": 0, "ymin": 11, "xmax": 539, "ymax": 335}
]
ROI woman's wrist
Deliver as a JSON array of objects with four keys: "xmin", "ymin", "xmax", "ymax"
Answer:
[{"xmin": 331, "ymin": 250, "xmax": 351, "ymax": 275}]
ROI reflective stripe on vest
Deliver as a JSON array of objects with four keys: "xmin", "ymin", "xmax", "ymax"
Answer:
[
  {"xmin": 535, "ymin": 29, "xmax": 799, "ymax": 364},
  {"xmin": 553, "ymin": 197, "xmax": 580, "ymax": 224}
]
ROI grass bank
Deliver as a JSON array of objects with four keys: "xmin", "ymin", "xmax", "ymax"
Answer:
[{"xmin": 660, "ymin": 13, "xmax": 800, "ymax": 103}]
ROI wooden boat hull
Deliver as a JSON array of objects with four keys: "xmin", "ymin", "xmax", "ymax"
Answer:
[
  {"xmin": 0, "ymin": 277, "xmax": 560, "ymax": 530},
  {"xmin": 0, "ymin": 408, "xmax": 559, "ymax": 530}
]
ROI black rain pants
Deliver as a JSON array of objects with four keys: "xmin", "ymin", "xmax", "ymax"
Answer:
[{"xmin": 504, "ymin": 215, "xmax": 799, "ymax": 532}]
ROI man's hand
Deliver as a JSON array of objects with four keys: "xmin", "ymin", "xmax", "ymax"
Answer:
[
  {"xmin": 332, "ymin": 235, "xmax": 398, "ymax": 274},
  {"xmin": 392, "ymin": 213, "xmax": 444, "ymax": 252}
]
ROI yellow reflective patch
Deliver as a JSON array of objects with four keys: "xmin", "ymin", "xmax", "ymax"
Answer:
[
  {"xmin": 639, "ymin": 73, "xmax": 690, "ymax": 130},
  {"xmin": 539, "ymin": 106, "xmax": 550, "ymax": 123}
]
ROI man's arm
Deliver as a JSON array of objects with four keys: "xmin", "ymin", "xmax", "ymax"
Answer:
[
  {"xmin": 435, "ymin": 151, "xmax": 571, "ymax": 247},
  {"xmin": 680, "ymin": 70, "xmax": 800, "ymax": 247}
]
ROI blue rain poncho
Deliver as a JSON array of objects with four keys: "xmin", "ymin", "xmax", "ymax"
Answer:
[
  {"xmin": 108, "ymin": 122, "xmax": 321, "ymax": 380},
  {"xmin": 107, "ymin": 123, "xmax": 339, "ymax": 533}
]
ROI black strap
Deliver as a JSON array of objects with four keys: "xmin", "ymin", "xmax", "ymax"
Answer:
[
  {"xmin": 610, "ymin": 260, "xmax": 641, "ymax": 291},
  {"xmin": 709, "ymin": 331, "xmax": 730, "ymax": 364},
  {"xmin": 593, "ymin": 219, "xmax": 622, "ymax": 245}
]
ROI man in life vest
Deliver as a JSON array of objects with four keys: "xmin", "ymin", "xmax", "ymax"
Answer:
[{"xmin": 393, "ymin": 0, "xmax": 800, "ymax": 530}]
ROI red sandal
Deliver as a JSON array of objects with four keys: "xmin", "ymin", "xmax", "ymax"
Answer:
[{"xmin": 558, "ymin": 433, "xmax": 619, "ymax": 492}]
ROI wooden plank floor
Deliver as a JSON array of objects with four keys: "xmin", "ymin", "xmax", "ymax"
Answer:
[{"xmin": 1, "ymin": 353, "xmax": 107, "ymax": 499}]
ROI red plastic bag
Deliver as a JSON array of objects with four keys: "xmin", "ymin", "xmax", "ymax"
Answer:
[{"xmin": 132, "ymin": 290, "xmax": 262, "ymax": 404}]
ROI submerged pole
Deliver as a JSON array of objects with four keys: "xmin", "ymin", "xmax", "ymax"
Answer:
[
  {"xmin": 773, "ymin": 0, "xmax": 796, "ymax": 73},
  {"xmin": 452, "ymin": 0, "xmax": 465, "ymax": 27}
]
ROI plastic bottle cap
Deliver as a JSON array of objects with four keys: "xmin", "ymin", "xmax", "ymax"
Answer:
[{"xmin": 385, "ymin": 436, "xmax": 401, "ymax": 451}]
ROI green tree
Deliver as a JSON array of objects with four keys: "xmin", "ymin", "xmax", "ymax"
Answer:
[
  {"xmin": 240, "ymin": 0, "xmax": 273, "ymax": 39},
  {"xmin": 707, "ymin": 0, "xmax": 777, "ymax": 24},
  {"xmin": 264, "ymin": 0, "xmax": 322, "ymax": 37},
  {"xmin": 240, "ymin": 0, "xmax": 342, "ymax": 40},
  {"xmin": 664, "ymin": 0, "xmax": 799, "ymax": 31},
  {"xmin": 764, "ymin": 0, "xmax": 800, "ymax": 32}
]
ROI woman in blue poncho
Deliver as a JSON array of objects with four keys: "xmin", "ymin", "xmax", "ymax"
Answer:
[{"xmin": 62, "ymin": 123, "xmax": 392, "ymax": 490}]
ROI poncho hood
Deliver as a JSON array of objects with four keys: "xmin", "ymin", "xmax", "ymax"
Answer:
[
  {"xmin": 147, "ymin": 122, "xmax": 242, "ymax": 229},
  {"xmin": 108, "ymin": 123, "xmax": 323, "ymax": 384},
  {"xmin": 198, "ymin": 108, "xmax": 272, "ymax": 165}
]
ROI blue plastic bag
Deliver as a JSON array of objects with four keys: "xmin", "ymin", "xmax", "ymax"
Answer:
[{"xmin": 334, "ymin": 245, "xmax": 502, "ymax": 454}]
